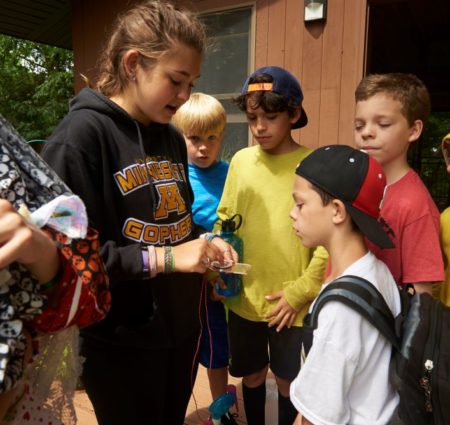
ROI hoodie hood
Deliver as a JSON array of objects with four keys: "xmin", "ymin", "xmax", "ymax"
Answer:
[
  {"xmin": 72, "ymin": 88, "xmax": 129, "ymax": 120},
  {"xmin": 70, "ymin": 88, "xmax": 167, "ymax": 129}
]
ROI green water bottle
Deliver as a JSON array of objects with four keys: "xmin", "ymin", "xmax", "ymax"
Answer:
[{"xmin": 216, "ymin": 214, "xmax": 243, "ymax": 297}]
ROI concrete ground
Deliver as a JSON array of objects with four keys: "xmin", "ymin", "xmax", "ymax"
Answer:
[{"xmin": 74, "ymin": 365, "xmax": 251, "ymax": 424}]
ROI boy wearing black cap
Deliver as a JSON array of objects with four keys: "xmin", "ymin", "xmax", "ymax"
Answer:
[
  {"xmin": 289, "ymin": 145, "xmax": 400, "ymax": 425},
  {"xmin": 215, "ymin": 66, "xmax": 328, "ymax": 425}
]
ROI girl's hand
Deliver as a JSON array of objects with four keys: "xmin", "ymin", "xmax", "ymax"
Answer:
[
  {"xmin": 210, "ymin": 237, "xmax": 239, "ymax": 264},
  {"xmin": 0, "ymin": 200, "xmax": 59, "ymax": 283},
  {"xmin": 155, "ymin": 237, "xmax": 238, "ymax": 275},
  {"xmin": 170, "ymin": 238, "xmax": 223, "ymax": 274}
]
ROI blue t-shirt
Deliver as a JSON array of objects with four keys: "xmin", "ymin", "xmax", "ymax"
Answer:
[{"xmin": 188, "ymin": 161, "xmax": 229, "ymax": 231}]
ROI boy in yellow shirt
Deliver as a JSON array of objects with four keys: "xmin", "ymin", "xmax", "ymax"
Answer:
[{"xmin": 216, "ymin": 66, "xmax": 327, "ymax": 425}]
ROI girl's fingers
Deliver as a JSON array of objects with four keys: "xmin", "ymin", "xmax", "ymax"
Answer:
[
  {"xmin": 0, "ymin": 211, "xmax": 22, "ymax": 244},
  {"xmin": 0, "ymin": 200, "xmax": 15, "ymax": 213},
  {"xmin": 0, "ymin": 226, "xmax": 31, "ymax": 268}
]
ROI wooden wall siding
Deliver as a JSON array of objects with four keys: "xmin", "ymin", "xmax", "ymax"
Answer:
[
  {"xmin": 72, "ymin": 0, "xmax": 125, "ymax": 93},
  {"xmin": 193, "ymin": 0, "xmax": 367, "ymax": 149},
  {"xmin": 72, "ymin": 0, "xmax": 367, "ymax": 149},
  {"xmin": 339, "ymin": 0, "xmax": 368, "ymax": 146},
  {"xmin": 317, "ymin": 1, "xmax": 345, "ymax": 148}
]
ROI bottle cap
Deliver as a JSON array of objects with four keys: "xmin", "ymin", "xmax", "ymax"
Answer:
[{"xmin": 221, "ymin": 213, "xmax": 242, "ymax": 232}]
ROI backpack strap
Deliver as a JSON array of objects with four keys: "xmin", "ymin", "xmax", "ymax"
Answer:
[{"xmin": 305, "ymin": 275, "xmax": 400, "ymax": 350}]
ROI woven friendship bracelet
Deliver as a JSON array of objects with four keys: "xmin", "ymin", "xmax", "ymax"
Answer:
[
  {"xmin": 40, "ymin": 264, "xmax": 63, "ymax": 291},
  {"xmin": 163, "ymin": 246, "xmax": 175, "ymax": 273},
  {"xmin": 40, "ymin": 275, "xmax": 59, "ymax": 291}
]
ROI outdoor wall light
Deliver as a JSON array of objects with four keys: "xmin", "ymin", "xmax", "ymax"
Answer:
[{"xmin": 304, "ymin": 0, "xmax": 327, "ymax": 22}]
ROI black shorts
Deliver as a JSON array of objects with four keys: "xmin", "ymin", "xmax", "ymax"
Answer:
[{"xmin": 227, "ymin": 309, "xmax": 304, "ymax": 381}]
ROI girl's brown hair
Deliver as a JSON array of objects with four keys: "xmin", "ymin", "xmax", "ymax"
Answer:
[{"xmin": 96, "ymin": 1, "xmax": 206, "ymax": 96}]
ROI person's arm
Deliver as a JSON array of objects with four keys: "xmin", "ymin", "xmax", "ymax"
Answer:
[
  {"xmin": 293, "ymin": 414, "xmax": 314, "ymax": 425},
  {"xmin": 42, "ymin": 125, "xmax": 147, "ymax": 285},
  {"xmin": 411, "ymin": 282, "xmax": 433, "ymax": 294},
  {"xmin": 265, "ymin": 246, "xmax": 328, "ymax": 330},
  {"xmin": 285, "ymin": 245, "xmax": 328, "ymax": 311},
  {"xmin": 399, "ymin": 204, "xmax": 444, "ymax": 292}
]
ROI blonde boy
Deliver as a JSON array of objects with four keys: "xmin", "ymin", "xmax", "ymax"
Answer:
[
  {"xmin": 173, "ymin": 92, "xmax": 228, "ymax": 230},
  {"xmin": 354, "ymin": 73, "xmax": 444, "ymax": 293},
  {"xmin": 172, "ymin": 93, "xmax": 237, "ymax": 424}
]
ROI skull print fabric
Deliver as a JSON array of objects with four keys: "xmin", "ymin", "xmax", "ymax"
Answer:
[
  {"xmin": 0, "ymin": 114, "xmax": 71, "ymax": 393},
  {"xmin": 0, "ymin": 114, "xmax": 110, "ymax": 395}
]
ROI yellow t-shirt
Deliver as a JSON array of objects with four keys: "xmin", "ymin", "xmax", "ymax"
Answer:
[
  {"xmin": 215, "ymin": 145, "xmax": 328, "ymax": 326},
  {"xmin": 438, "ymin": 207, "xmax": 450, "ymax": 306}
]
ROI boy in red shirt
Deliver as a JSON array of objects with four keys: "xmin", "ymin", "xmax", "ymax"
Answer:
[{"xmin": 354, "ymin": 73, "xmax": 444, "ymax": 293}]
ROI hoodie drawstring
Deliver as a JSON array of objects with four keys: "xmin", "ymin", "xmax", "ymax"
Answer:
[{"xmin": 134, "ymin": 120, "xmax": 157, "ymax": 212}]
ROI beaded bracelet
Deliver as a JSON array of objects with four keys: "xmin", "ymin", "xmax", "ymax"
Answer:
[
  {"xmin": 163, "ymin": 246, "xmax": 175, "ymax": 273},
  {"xmin": 199, "ymin": 232, "xmax": 219, "ymax": 242}
]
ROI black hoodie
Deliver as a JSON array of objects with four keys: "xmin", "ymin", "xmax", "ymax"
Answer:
[{"xmin": 42, "ymin": 88, "xmax": 203, "ymax": 349}]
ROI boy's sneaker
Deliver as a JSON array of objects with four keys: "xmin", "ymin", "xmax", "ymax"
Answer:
[{"xmin": 221, "ymin": 411, "xmax": 238, "ymax": 425}]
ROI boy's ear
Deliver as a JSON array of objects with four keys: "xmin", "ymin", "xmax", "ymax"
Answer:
[
  {"xmin": 290, "ymin": 107, "xmax": 302, "ymax": 126},
  {"xmin": 408, "ymin": 119, "xmax": 424, "ymax": 144},
  {"xmin": 331, "ymin": 199, "xmax": 347, "ymax": 224},
  {"xmin": 122, "ymin": 49, "xmax": 140, "ymax": 80}
]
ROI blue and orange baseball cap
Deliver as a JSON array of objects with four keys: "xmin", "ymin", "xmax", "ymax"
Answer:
[
  {"xmin": 241, "ymin": 66, "xmax": 308, "ymax": 129},
  {"xmin": 295, "ymin": 145, "xmax": 394, "ymax": 249}
]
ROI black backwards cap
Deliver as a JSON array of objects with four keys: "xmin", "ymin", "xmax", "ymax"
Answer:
[
  {"xmin": 241, "ymin": 66, "xmax": 308, "ymax": 129},
  {"xmin": 295, "ymin": 145, "xmax": 394, "ymax": 249}
]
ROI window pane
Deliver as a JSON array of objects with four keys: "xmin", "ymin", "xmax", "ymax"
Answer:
[
  {"xmin": 220, "ymin": 99, "xmax": 246, "ymax": 122},
  {"xmin": 221, "ymin": 123, "xmax": 249, "ymax": 162},
  {"xmin": 194, "ymin": 7, "xmax": 252, "ymax": 160},
  {"xmin": 196, "ymin": 33, "xmax": 249, "ymax": 94},
  {"xmin": 201, "ymin": 8, "xmax": 251, "ymax": 36}
]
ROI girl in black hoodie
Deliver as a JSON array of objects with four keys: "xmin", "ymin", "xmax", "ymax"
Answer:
[{"xmin": 42, "ymin": 2, "xmax": 236, "ymax": 424}]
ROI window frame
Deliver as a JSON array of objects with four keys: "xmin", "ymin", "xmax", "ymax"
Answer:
[{"xmin": 196, "ymin": 3, "xmax": 256, "ymax": 156}]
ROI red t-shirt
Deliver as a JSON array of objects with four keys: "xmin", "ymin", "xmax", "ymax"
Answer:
[{"xmin": 367, "ymin": 170, "xmax": 444, "ymax": 286}]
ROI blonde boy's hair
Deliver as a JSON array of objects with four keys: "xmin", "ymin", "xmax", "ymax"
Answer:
[
  {"xmin": 355, "ymin": 73, "xmax": 431, "ymax": 126},
  {"xmin": 172, "ymin": 93, "xmax": 226, "ymax": 136}
]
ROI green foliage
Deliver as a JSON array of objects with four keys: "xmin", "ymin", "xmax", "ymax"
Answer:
[
  {"xmin": 0, "ymin": 34, "xmax": 73, "ymax": 141},
  {"xmin": 409, "ymin": 112, "xmax": 450, "ymax": 210}
]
